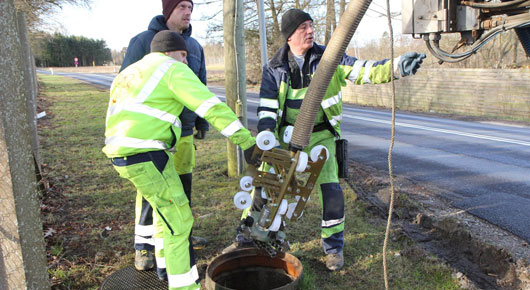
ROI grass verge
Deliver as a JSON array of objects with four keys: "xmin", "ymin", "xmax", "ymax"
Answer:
[{"xmin": 38, "ymin": 74, "xmax": 462, "ymax": 289}]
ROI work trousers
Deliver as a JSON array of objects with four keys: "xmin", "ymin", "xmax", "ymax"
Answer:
[
  {"xmin": 134, "ymin": 135, "xmax": 195, "ymax": 250},
  {"xmin": 113, "ymin": 150, "xmax": 200, "ymax": 290},
  {"xmin": 281, "ymin": 128, "xmax": 345, "ymax": 254}
]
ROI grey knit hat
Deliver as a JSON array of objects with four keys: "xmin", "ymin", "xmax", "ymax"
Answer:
[
  {"xmin": 281, "ymin": 9, "xmax": 313, "ymax": 41},
  {"xmin": 150, "ymin": 31, "xmax": 188, "ymax": 53}
]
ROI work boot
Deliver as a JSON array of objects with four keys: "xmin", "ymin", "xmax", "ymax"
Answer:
[
  {"xmin": 191, "ymin": 236, "xmax": 208, "ymax": 250},
  {"xmin": 157, "ymin": 267, "xmax": 167, "ymax": 281},
  {"xmin": 135, "ymin": 249, "xmax": 154, "ymax": 271},
  {"xmin": 326, "ymin": 251, "xmax": 344, "ymax": 271}
]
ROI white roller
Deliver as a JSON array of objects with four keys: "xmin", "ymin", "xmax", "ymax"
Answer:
[
  {"xmin": 286, "ymin": 203, "xmax": 297, "ymax": 219},
  {"xmin": 283, "ymin": 125, "xmax": 294, "ymax": 143},
  {"xmin": 295, "ymin": 195, "xmax": 310, "ymax": 202},
  {"xmin": 239, "ymin": 176, "xmax": 254, "ymax": 192},
  {"xmin": 233, "ymin": 191, "xmax": 252, "ymax": 210},
  {"xmin": 260, "ymin": 188, "xmax": 267, "ymax": 199},
  {"xmin": 268, "ymin": 215, "xmax": 282, "ymax": 231},
  {"xmin": 310, "ymin": 145, "xmax": 329, "ymax": 162},
  {"xmin": 256, "ymin": 131, "xmax": 276, "ymax": 151},
  {"xmin": 278, "ymin": 199, "xmax": 288, "ymax": 215},
  {"xmin": 296, "ymin": 151, "xmax": 308, "ymax": 172}
]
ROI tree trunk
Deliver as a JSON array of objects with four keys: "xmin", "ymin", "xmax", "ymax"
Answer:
[
  {"xmin": 332, "ymin": 0, "xmax": 337, "ymax": 31},
  {"xmin": 0, "ymin": 1, "xmax": 49, "ymax": 289},
  {"xmin": 269, "ymin": 0, "xmax": 282, "ymax": 47},
  {"xmin": 224, "ymin": 0, "xmax": 247, "ymax": 176},
  {"xmin": 325, "ymin": 0, "xmax": 336, "ymax": 45}
]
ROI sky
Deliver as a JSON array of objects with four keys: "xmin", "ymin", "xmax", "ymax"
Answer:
[{"xmin": 51, "ymin": 0, "xmax": 403, "ymax": 51}]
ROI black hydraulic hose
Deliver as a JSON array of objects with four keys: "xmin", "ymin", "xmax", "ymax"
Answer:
[
  {"xmin": 425, "ymin": 40, "xmax": 469, "ymax": 63},
  {"xmin": 463, "ymin": 0, "xmax": 529, "ymax": 9},
  {"xmin": 290, "ymin": 0, "xmax": 373, "ymax": 151},
  {"xmin": 426, "ymin": 20, "xmax": 530, "ymax": 62}
]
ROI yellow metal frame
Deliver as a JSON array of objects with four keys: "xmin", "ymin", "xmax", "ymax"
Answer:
[{"xmin": 251, "ymin": 147, "xmax": 326, "ymax": 228}]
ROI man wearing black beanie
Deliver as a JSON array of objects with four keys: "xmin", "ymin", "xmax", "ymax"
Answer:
[
  {"xmin": 232, "ymin": 8, "xmax": 426, "ymax": 271},
  {"xmin": 280, "ymin": 9, "xmax": 313, "ymax": 41},
  {"xmin": 151, "ymin": 31, "xmax": 188, "ymax": 55},
  {"xmin": 105, "ymin": 30, "xmax": 258, "ymax": 289},
  {"xmin": 120, "ymin": 0, "xmax": 209, "ymax": 278}
]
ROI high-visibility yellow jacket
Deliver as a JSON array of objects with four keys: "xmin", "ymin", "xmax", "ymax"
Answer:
[
  {"xmin": 257, "ymin": 43, "xmax": 392, "ymax": 138},
  {"xmin": 103, "ymin": 52, "xmax": 255, "ymax": 158}
]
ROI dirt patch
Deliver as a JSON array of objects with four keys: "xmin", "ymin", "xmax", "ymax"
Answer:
[{"xmin": 347, "ymin": 160, "xmax": 530, "ymax": 290}]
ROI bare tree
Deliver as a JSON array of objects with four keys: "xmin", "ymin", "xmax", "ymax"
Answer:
[
  {"xmin": 14, "ymin": 0, "xmax": 91, "ymax": 32},
  {"xmin": 494, "ymin": 32, "xmax": 514, "ymax": 68},
  {"xmin": 268, "ymin": 0, "xmax": 283, "ymax": 48},
  {"xmin": 331, "ymin": 1, "xmax": 337, "ymax": 31},
  {"xmin": 339, "ymin": 0, "xmax": 346, "ymax": 18},
  {"xmin": 512, "ymin": 32, "xmax": 519, "ymax": 67},
  {"xmin": 200, "ymin": 0, "xmax": 365, "ymax": 84},
  {"xmin": 324, "ymin": 0, "xmax": 337, "ymax": 45}
]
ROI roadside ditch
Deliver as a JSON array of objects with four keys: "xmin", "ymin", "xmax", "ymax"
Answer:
[{"xmin": 346, "ymin": 160, "xmax": 530, "ymax": 290}]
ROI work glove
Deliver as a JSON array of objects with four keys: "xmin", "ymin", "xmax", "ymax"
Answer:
[
  {"xmin": 194, "ymin": 129, "xmax": 206, "ymax": 140},
  {"xmin": 243, "ymin": 144, "xmax": 261, "ymax": 167},
  {"xmin": 396, "ymin": 52, "xmax": 426, "ymax": 77}
]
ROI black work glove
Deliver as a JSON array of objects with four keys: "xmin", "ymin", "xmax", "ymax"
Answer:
[
  {"xmin": 398, "ymin": 52, "xmax": 427, "ymax": 77},
  {"xmin": 244, "ymin": 144, "xmax": 261, "ymax": 167},
  {"xmin": 194, "ymin": 129, "xmax": 206, "ymax": 140}
]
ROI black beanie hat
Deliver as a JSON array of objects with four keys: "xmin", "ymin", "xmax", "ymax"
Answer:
[
  {"xmin": 150, "ymin": 31, "xmax": 188, "ymax": 53},
  {"xmin": 281, "ymin": 9, "xmax": 313, "ymax": 41},
  {"xmin": 162, "ymin": 0, "xmax": 194, "ymax": 20}
]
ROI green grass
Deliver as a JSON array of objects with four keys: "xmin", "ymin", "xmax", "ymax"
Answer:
[{"xmin": 38, "ymin": 74, "xmax": 461, "ymax": 289}]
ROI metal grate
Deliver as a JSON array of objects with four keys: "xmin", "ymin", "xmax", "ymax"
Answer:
[{"xmin": 100, "ymin": 267, "xmax": 168, "ymax": 290}]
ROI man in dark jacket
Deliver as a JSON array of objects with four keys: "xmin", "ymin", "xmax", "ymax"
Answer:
[
  {"xmin": 229, "ymin": 8, "xmax": 425, "ymax": 271},
  {"xmin": 120, "ymin": 0, "xmax": 209, "ymax": 278}
]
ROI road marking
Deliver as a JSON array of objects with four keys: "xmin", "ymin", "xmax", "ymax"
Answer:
[
  {"xmin": 34, "ymin": 80, "xmax": 527, "ymax": 147},
  {"xmin": 344, "ymin": 114, "xmax": 530, "ymax": 147},
  {"xmin": 232, "ymin": 92, "xmax": 530, "ymax": 147}
]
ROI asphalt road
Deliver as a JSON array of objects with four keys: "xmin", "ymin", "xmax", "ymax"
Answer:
[{"xmin": 38, "ymin": 71, "xmax": 530, "ymax": 243}]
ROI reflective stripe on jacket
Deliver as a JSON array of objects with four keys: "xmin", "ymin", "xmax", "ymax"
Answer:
[
  {"xmin": 103, "ymin": 52, "xmax": 254, "ymax": 157},
  {"xmin": 257, "ymin": 43, "xmax": 392, "ymax": 138},
  {"xmin": 120, "ymin": 16, "xmax": 209, "ymax": 137}
]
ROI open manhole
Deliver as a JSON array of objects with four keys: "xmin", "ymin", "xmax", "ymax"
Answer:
[{"xmin": 206, "ymin": 248, "xmax": 303, "ymax": 290}]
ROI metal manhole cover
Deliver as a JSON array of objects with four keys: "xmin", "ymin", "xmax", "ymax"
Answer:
[{"xmin": 100, "ymin": 266, "xmax": 168, "ymax": 290}]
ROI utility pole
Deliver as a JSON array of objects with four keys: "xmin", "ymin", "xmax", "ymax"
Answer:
[
  {"xmin": 257, "ymin": 0, "xmax": 268, "ymax": 67},
  {"xmin": 223, "ymin": 0, "xmax": 247, "ymax": 176},
  {"xmin": 0, "ymin": 0, "xmax": 49, "ymax": 289}
]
